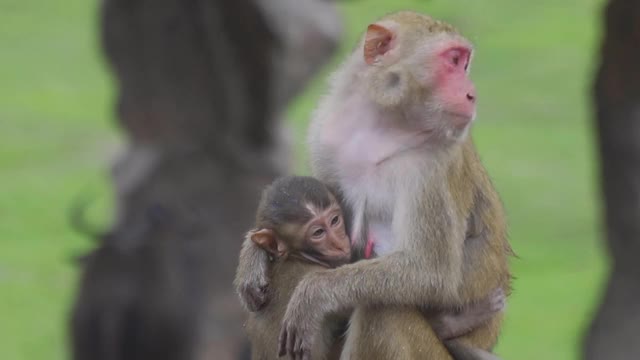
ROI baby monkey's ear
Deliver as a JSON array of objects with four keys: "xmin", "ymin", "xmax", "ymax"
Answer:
[{"xmin": 250, "ymin": 229, "xmax": 285, "ymax": 256}]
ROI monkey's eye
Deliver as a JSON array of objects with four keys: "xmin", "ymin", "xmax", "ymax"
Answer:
[
  {"xmin": 312, "ymin": 228, "xmax": 325, "ymax": 239},
  {"xmin": 443, "ymin": 48, "xmax": 466, "ymax": 69},
  {"xmin": 331, "ymin": 215, "xmax": 341, "ymax": 227},
  {"xmin": 452, "ymin": 54, "xmax": 460, "ymax": 66}
]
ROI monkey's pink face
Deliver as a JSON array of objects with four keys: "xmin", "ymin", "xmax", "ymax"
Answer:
[
  {"xmin": 433, "ymin": 44, "xmax": 477, "ymax": 129},
  {"xmin": 363, "ymin": 22, "xmax": 477, "ymax": 142}
]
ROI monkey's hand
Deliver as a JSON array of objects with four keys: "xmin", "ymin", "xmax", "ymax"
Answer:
[
  {"xmin": 234, "ymin": 236, "xmax": 272, "ymax": 312},
  {"xmin": 237, "ymin": 276, "xmax": 270, "ymax": 312},
  {"xmin": 278, "ymin": 274, "xmax": 330, "ymax": 360}
]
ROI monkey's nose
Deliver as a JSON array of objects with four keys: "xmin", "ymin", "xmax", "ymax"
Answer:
[{"xmin": 466, "ymin": 92, "xmax": 476, "ymax": 103}]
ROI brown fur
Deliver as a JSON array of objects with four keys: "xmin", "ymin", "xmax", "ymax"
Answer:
[
  {"xmin": 381, "ymin": 11, "xmax": 458, "ymax": 35},
  {"xmin": 241, "ymin": 12, "xmax": 513, "ymax": 360},
  {"xmin": 446, "ymin": 139, "xmax": 514, "ymax": 351},
  {"xmin": 335, "ymin": 139, "xmax": 512, "ymax": 360},
  {"xmin": 284, "ymin": 12, "xmax": 513, "ymax": 359},
  {"xmin": 246, "ymin": 258, "xmax": 345, "ymax": 360},
  {"xmin": 238, "ymin": 173, "xmax": 508, "ymax": 359},
  {"xmin": 343, "ymin": 307, "xmax": 453, "ymax": 360},
  {"xmin": 238, "ymin": 176, "xmax": 350, "ymax": 359}
]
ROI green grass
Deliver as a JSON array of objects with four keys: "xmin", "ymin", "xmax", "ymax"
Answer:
[{"xmin": 0, "ymin": 0, "xmax": 607, "ymax": 359}]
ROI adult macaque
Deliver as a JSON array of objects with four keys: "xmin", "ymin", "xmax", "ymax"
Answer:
[
  {"xmin": 240, "ymin": 11, "xmax": 514, "ymax": 360},
  {"xmin": 295, "ymin": 11, "xmax": 513, "ymax": 358},
  {"xmin": 236, "ymin": 176, "xmax": 506, "ymax": 360}
]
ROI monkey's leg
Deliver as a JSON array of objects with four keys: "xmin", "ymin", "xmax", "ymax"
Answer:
[
  {"xmin": 461, "ymin": 311, "xmax": 503, "ymax": 349},
  {"xmin": 444, "ymin": 342, "xmax": 501, "ymax": 360},
  {"xmin": 341, "ymin": 306, "xmax": 453, "ymax": 360},
  {"xmin": 445, "ymin": 313, "xmax": 504, "ymax": 360}
]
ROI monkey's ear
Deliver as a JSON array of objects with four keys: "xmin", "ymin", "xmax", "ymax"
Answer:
[
  {"xmin": 364, "ymin": 23, "xmax": 394, "ymax": 65},
  {"xmin": 251, "ymin": 229, "xmax": 280, "ymax": 255}
]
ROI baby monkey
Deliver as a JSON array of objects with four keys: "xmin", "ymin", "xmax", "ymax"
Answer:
[
  {"xmin": 238, "ymin": 176, "xmax": 504, "ymax": 360},
  {"xmin": 241, "ymin": 176, "xmax": 351, "ymax": 360}
]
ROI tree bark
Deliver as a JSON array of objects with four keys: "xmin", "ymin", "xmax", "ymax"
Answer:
[
  {"xmin": 69, "ymin": 0, "xmax": 340, "ymax": 359},
  {"xmin": 584, "ymin": 0, "xmax": 640, "ymax": 358}
]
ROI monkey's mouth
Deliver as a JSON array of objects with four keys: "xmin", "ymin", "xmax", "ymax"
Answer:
[
  {"xmin": 322, "ymin": 252, "xmax": 352, "ymax": 268},
  {"xmin": 326, "ymin": 255, "xmax": 351, "ymax": 268},
  {"xmin": 296, "ymin": 251, "xmax": 350, "ymax": 269},
  {"xmin": 443, "ymin": 110, "xmax": 475, "ymax": 128}
]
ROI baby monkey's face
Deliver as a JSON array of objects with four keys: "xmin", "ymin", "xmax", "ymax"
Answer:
[
  {"xmin": 250, "ymin": 176, "xmax": 353, "ymax": 268},
  {"xmin": 299, "ymin": 202, "xmax": 351, "ymax": 267}
]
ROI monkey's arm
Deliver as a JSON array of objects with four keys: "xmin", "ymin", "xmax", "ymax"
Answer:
[
  {"xmin": 278, "ymin": 189, "xmax": 467, "ymax": 357},
  {"xmin": 278, "ymin": 253, "xmax": 458, "ymax": 357},
  {"xmin": 234, "ymin": 234, "xmax": 271, "ymax": 312}
]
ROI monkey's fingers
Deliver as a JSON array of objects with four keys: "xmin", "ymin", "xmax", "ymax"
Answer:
[
  {"xmin": 489, "ymin": 287, "xmax": 504, "ymax": 298},
  {"xmin": 293, "ymin": 336, "xmax": 303, "ymax": 360},
  {"xmin": 286, "ymin": 326, "xmax": 296, "ymax": 357},
  {"xmin": 251, "ymin": 286, "xmax": 269, "ymax": 311},
  {"xmin": 240, "ymin": 284, "xmax": 269, "ymax": 312},
  {"xmin": 298, "ymin": 339, "xmax": 310, "ymax": 360},
  {"xmin": 488, "ymin": 287, "xmax": 506, "ymax": 313},
  {"xmin": 277, "ymin": 327, "xmax": 288, "ymax": 356}
]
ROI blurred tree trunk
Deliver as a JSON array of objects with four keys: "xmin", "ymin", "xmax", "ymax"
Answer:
[
  {"xmin": 70, "ymin": 1, "xmax": 340, "ymax": 360},
  {"xmin": 585, "ymin": 0, "xmax": 640, "ymax": 358}
]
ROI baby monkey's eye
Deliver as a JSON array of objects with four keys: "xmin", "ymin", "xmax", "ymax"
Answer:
[
  {"xmin": 331, "ymin": 215, "xmax": 341, "ymax": 226},
  {"xmin": 312, "ymin": 228, "xmax": 325, "ymax": 238}
]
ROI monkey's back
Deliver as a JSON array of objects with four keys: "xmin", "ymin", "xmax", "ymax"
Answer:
[
  {"xmin": 344, "ymin": 139, "xmax": 512, "ymax": 360},
  {"xmin": 445, "ymin": 138, "xmax": 513, "ymax": 352},
  {"xmin": 459, "ymin": 140, "xmax": 513, "ymax": 291},
  {"xmin": 246, "ymin": 260, "xmax": 343, "ymax": 360}
]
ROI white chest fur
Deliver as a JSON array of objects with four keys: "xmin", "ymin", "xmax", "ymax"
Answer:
[
  {"xmin": 312, "ymin": 92, "xmax": 435, "ymax": 256},
  {"xmin": 327, "ymin": 124, "xmax": 431, "ymax": 256}
]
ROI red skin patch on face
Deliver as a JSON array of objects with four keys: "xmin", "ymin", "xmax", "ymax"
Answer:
[
  {"xmin": 435, "ymin": 45, "xmax": 477, "ymax": 123},
  {"xmin": 440, "ymin": 47, "xmax": 471, "ymax": 71}
]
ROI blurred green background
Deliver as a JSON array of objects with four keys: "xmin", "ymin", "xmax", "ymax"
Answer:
[{"xmin": 0, "ymin": 0, "xmax": 607, "ymax": 359}]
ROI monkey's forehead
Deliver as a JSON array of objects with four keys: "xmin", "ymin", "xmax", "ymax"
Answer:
[
  {"xmin": 379, "ymin": 11, "xmax": 460, "ymax": 35},
  {"xmin": 304, "ymin": 202, "xmax": 341, "ymax": 217}
]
